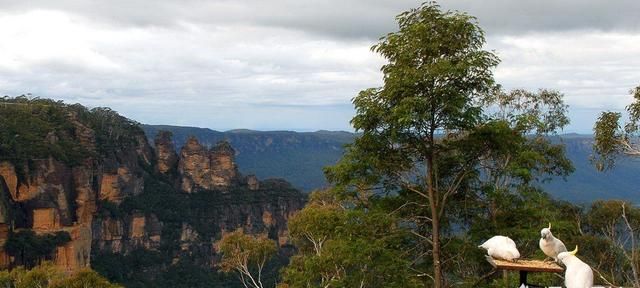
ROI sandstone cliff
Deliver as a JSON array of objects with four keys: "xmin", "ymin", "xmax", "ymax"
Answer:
[
  {"xmin": 178, "ymin": 137, "xmax": 240, "ymax": 192},
  {"xmin": 0, "ymin": 98, "xmax": 305, "ymax": 283},
  {"xmin": 154, "ymin": 131, "xmax": 178, "ymax": 175}
]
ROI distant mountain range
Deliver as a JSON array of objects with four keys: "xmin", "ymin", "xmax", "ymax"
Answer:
[{"xmin": 142, "ymin": 125, "xmax": 640, "ymax": 204}]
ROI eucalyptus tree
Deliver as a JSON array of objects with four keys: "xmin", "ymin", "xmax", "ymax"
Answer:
[
  {"xmin": 281, "ymin": 190, "xmax": 419, "ymax": 288},
  {"xmin": 477, "ymin": 89, "xmax": 573, "ymax": 225},
  {"xmin": 593, "ymin": 85, "xmax": 640, "ymax": 170},
  {"xmin": 325, "ymin": 3, "xmax": 499, "ymax": 286},
  {"xmin": 219, "ymin": 229, "xmax": 277, "ymax": 288}
]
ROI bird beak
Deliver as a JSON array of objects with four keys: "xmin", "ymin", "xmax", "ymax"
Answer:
[
  {"xmin": 548, "ymin": 222, "xmax": 551, "ymax": 230},
  {"xmin": 570, "ymin": 245, "xmax": 578, "ymax": 256}
]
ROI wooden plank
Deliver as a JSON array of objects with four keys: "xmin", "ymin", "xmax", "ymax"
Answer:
[{"xmin": 485, "ymin": 256, "xmax": 564, "ymax": 273}]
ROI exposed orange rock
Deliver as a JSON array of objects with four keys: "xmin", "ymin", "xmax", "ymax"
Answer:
[
  {"xmin": 93, "ymin": 213, "xmax": 162, "ymax": 254},
  {"xmin": 0, "ymin": 174, "xmax": 13, "ymax": 225},
  {"xmin": 53, "ymin": 224, "xmax": 92, "ymax": 273},
  {"xmin": 0, "ymin": 114, "xmax": 304, "ymax": 276},
  {"xmin": 32, "ymin": 208, "xmax": 60, "ymax": 231},
  {"xmin": 209, "ymin": 141, "xmax": 238, "ymax": 187},
  {"xmin": 99, "ymin": 174, "xmax": 120, "ymax": 203},
  {"xmin": 0, "ymin": 162, "xmax": 18, "ymax": 200},
  {"xmin": 0, "ymin": 224, "xmax": 8, "ymax": 269},
  {"xmin": 73, "ymin": 165, "xmax": 97, "ymax": 224},
  {"xmin": 154, "ymin": 131, "xmax": 178, "ymax": 174},
  {"xmin": 99, "ymin": 167, "xmax": 143, "ymax": 204},
  {"xmin": 130, "ymin": 214, "xmax": 146, "ymax": 238},
  {"xmin": 179, "ymin": 137, "xmax": 210, "ymax": 193},
  {"xmin": 178, "ymin": 137, "xmax": 239, "ymax": 192},
  {"xmin": 93, "ymin": 217, "xmax": 125, "ymax": 253}
]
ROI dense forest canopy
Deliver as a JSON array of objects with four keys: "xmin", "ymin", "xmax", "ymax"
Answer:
[{"xmin": 0, "ymin": 95, "xmax": 144, "ymax": 168}]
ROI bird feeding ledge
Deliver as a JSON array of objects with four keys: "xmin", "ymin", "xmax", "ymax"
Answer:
[{"xmin": 485, "ymin": 256, "xmax": 564, "ymax": 287}]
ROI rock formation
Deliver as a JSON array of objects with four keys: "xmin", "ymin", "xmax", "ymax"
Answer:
[
  {"xmin": 247, "ymin": 175, "xmax": 260, "ymax": 190},
  {"xmin": 0, "ymin": 99, "xmax": 305, "ymax": 280},
  {"xmin": 154, "ymin": 131, "xmax": 178, "ymax": 174},
  {"xmin": 178, "ymin": 137, "xmax": 240, "ymax": 192}
]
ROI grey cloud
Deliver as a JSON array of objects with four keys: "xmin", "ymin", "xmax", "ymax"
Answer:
[
  {"xmin": 1, "ymin": 0, "xmax": 639, "ymax": 40},
  {"xmin": 1, "ymin": 1, "xmax": 639, "ymax": 133}
]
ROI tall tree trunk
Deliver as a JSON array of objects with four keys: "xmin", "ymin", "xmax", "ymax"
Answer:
[{"xmin": 427, "ymin": 156, "xmax": 443, "ymax": 287}]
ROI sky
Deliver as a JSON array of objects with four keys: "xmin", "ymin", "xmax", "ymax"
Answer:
[{"xmin": 0, "ymin": 1, "xmax": 639, "ymax": 133}]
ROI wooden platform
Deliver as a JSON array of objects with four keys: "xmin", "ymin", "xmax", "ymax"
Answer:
[
  {"xmin": 485, "ymin": 256, "xmax": 564, "ymax": 287},
  {"xmin": 486, "ymin": 257, "xmax": 564, "ymax": 273}
]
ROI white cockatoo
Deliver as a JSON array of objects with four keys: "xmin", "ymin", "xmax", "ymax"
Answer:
[
  {"xmin": 478, "ymin": 235, "xmax": 520, "ymax": 261},
  {"xmin": 539, "ymin": 222, "xmax": 567, "ymax": 262},
  {"xmin": 558, "ymin": 246, "xmax": 594, "ymax": 288}
]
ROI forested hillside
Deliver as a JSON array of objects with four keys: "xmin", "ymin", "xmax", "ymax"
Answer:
[
  {"xmin": 142, "ymin": 125, "xmax": 355, "ymax": 192},
  {"xmin": 0, "ymin": 96, "xmax": 306, "ymax": 288},
  {"xmin": 143, "ymin": 126, "xmax": 640, "ymax": 204}
]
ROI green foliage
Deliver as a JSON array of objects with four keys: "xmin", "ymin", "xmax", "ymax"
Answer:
[
  {"xmin": 50, "ymin": 269, "xmax": 121, "ymax": 288},
  {"xmin": 311, "ymin": 3, "xmax": 579, "ymax": 287},
  {"xmin": 0, "ymin": 96, "xmax": 91, "ymax": 169},
  {"xmin": 93, "ymin": 172, "xmax": 303, "ymax": 287},
  {"xmin": 0, "ymin": 262, "xmax": 120, "ymax": 288},
  {"xmin": 593, "ymin": 85, "xmax": 640, "ymax": 170},
  {"xmin": 324, "ymin": 2, "xmax": 501, "ymax": 286},
  {"xmin": 218, "ymin": 229, "xmax": 277, "ymax": 288},
  {"xmin": 281, "ymin": 191, "xmax": 420, "ymax": 288},
  {"xmin": 91, "ymin": 249, "xmax": 165, "ymax": 287},
  {"xmin": 0, "ymin": 96, "xmax": 148, "ymax": 180},
  {"xmin": 75, "ymin": 106, "xmax": 144, "ymax": 158},
  {"xmin": 592, "ymin": 111, "xmax": 623, "ymax": 171},
  {"xmin": 4, "ymin": 230, "xmax": 71, "ymax": 268},
  {"xmin": 484, "ymin": 89, "xmax": 569, "ymax": 134}
]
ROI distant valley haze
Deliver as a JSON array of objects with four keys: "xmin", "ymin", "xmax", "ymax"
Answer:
[{"xmin": 142, "ymin": 125, "xmax": 640, "ymax": 205}]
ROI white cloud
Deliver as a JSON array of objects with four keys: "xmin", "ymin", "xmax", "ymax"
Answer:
[
  {"xmin": 0, "ymin": 1, "xmax": 638, "ymax": 132},
  {"xmin": 490, "ymin": 32, "xmax": 640, "ymax": 110},
  {"xmin": 0, "ymin": 8, "xmax": 384, "ymax": 130}
]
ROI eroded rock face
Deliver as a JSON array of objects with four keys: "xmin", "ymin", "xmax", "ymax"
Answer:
[
  {"xmin": 32, "ymin": 208, "xmax": 60, "ymax": 231},
  {"xmin": 92, "ymin": 213, "xmax": 162, "ymax": 254},
  {"xmin": 0, "ymin": 109, "xmax": 305, "ymax": 276},
  {"xmin": 209, "ymin": 141, "xmax": 238, "ymax": 187},
  {"xmin": 99, "ymin": 167, "xmax": 144, "ymax": 204},
  {"xmin": 73, "ymin": 165, "xmax": 97, "ymax": 224},
  {"xmin": 0, "ymin": 110, "xmax": 155, "ymax": 272},
  {"xmin": 178, "ymin": 137, "xmax": 239, "ymax": 192},
  {"xmin": 0, "ymin": 159, "xmax": 75, "ymax": 227},
  {"xmin": 247, "ymin": 175, "xmax": 259, "ymax": 190},
  {"xmin": 0, "ymin": 162, "xmax": 18, "ymax": 200},
  {"xmin": 54, "ymin": 223, "xmax": 92, "ymax": 272},
  {"xmin": 154, "ymin": 131, "xmax": 178, "ymax": 174}
]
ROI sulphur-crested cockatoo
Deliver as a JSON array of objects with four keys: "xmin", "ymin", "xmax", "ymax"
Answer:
[
  {"xmin": 558, "ymin": 246, "xmax": 593, "ymax": 288},
  {"xmin": 539, "ymin": 222, "xmax": 567, "ymax": 262},
  {"xmin": 478, "ymin": 235, "xmax": 520, "ymax": 261}
]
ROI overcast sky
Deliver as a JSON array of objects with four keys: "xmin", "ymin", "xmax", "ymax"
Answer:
[{"xmin": 1, "ymin": 1, "xmax": 639, "ymax": 132}]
